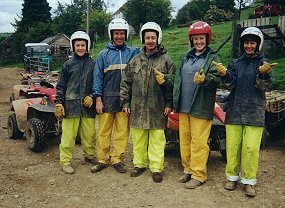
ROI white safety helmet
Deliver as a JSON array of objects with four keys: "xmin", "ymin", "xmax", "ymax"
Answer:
[
  {"xmin": 240, "ymin": 27, "xmax": 264, "ymax": 52},
  {"xmin": 108, "ymin": 18, "xmax": 129, "ymax": 41},
  {"xmin": 140, "ymin": 22, "xmax": 162, "ymax": 44},
  {"xmin": 70, "ymin": 31, "xmax": 91, "ymax": 52}
]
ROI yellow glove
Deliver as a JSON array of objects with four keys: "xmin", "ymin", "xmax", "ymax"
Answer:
[
  {"xmin": 212, "ymin": 61, "xmax": 227, "ymax": 76},
  {"xmin": 154, "ymin": 69, "xmax": 165, "ymax": 85},
  {"xmin": 193, "ymin": 69, "xmax": 205, "ymax": 84},
  {"xmin": 83, "ymin": 95, "xmax": 93, "ymax": 108},
  {"xmin": 259, "ymin": 62, "xmax": 277, "ymax": 74},
  {"xmin": 54, "ymin": 104, "xmax": 65, "ymax": 120}
]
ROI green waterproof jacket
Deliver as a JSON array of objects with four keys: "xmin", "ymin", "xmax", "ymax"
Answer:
[
  {"xmin": 173, "ymin": 47, "xmax": 220, "ymax": 120},
  {"xmin": 120, "ymin": 45, "xmax": 176, "ymax": 129}
]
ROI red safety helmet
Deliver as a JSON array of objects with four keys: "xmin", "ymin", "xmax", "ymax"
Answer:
[{"xmin": 188, "ymin": 21, "xmax": 212, "ymax": 46}]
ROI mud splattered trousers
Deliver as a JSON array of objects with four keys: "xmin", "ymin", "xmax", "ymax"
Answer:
[
  {"xmin": 131, "ymin": 128, "xmax": 166, "ymax": 173},
  {"xmin": 60, "ymin": 117, "xmax": 96, "ymax": 167},
  {"xmin": 179, "ymin": 113, "xmax": 213, "ymax": 183},
  {"xmin": 225, "ymin": 124, "xmax": 263, "ymax": 185},
  {"xmin": 97, "ymin": 112, "xmax": 129, "ymax": 165}
]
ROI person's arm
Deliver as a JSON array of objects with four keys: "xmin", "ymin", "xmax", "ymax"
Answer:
[
  {"xmin": 55, "ymin": 62, "xmax": 68, "ymax": 104},
  {"xmin": 120, "ymin": 62, "xmax": 133, "ymax": 114},
  {"xmin": 92, "ymin": 53, "xmax": 105, "ymax": 113}
]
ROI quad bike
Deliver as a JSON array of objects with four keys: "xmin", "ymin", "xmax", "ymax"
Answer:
[
  {"xmin": 165, "ymin": 97, "xmax": 227, "ymax": 161},
  {"xmin": 7, "ymin": 83, "xmax": 60, "ymax": 152},
  {"xmin": 265, "ymin": 91, "xmax": 285, "ymax": 142},
  {"xmin": 9, "ymin": 71, "xmax": 59, "ymax": 110}
]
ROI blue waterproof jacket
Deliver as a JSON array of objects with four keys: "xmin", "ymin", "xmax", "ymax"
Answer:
[
  {"xmin": 92, "ymin": 43, "xmax": 140, "ymax": 112},
  {"xmin": 221, "ymin": 53, "xmax": 271, "ymax": 126}
]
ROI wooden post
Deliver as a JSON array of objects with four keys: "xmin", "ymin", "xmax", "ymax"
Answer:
[{"xmin": 231, "ymin": 14, "xmax": 239, "ymax": 59}]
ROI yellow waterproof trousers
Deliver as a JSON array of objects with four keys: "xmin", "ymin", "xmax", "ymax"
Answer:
[
  {"xmin": 225, "ymin": 124, "xmax": 263, "ymax": 185},
  {"xmin": 179, "ymin": 113, "xmax": 213, "ymax": 182},
  {"xmin": 131, "ymin": 128, "xmax": 166, "ymax": 172},
  {"xmin": 60, "ymin": 117, "xmax": 96, "ymax": 166},
  {"xmin": 97, "ymin": 112, "xmax": 129, "ymax": 164}
]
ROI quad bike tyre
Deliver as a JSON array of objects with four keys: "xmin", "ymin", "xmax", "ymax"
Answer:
[
  {"xmin": 7, "ymin": 113, "xmax": 24, "ymax": 139},
  {"xmin": 210, "ymin": 125, "xmax": 227, "ymax": 161},
  {"xmin": 26, "ymin": 118, "xmax": 45, "ymax": 152}
]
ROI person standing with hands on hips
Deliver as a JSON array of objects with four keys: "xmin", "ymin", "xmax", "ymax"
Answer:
[
  {"xmin": 213, "ymin": 26, "xmax": 277, "ymax": 197},
  {"xmin": 173, "ymin": 21, "xmax": 221, "ymax": 189},
  {"xmin": 120, "ymin": 22, "xmax": 175, "ymax": 183},
  {"xmin": 55, "ymin": 31, "xmax": 96, "ymax": 174},
  {"xmin": 91, "ymin": 18, "xmax": 140, "ymax": 174}
]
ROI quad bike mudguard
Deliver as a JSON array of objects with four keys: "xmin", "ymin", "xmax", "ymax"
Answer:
[{"xmin": 12, "ymin": 98, "xmax": 43, "ymax": 132}]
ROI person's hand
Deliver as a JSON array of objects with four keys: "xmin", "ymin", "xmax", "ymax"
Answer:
[
  {"xmin": 193, "ymin": 69, "xmax": 205, "ymax": 84},
  {"xmin": 83, "ymin": 95, "xmax": 93, "ymax": 108},
  {"xmin": 259, "ymin": 62, "xmax": 278, "ymax": 74},
  {"xmin": 123, "ymin": 107, "xmax": 131, "ymax": 116},
  {"xmin": 212, "ymin": 61, "xmax": 227, "ymax": 76},
  {"xmin": 164, "ymin": 107, "xmax": 172, "ymax": 116},
  {"xmin": 96, "ymin": 97, "xmax": 104, "ymax": 114},
  {"xmin": 154, "ymin": 69, "xmax": 165, "ymax": 85},
  {"xmin": 54, "ymin": 104, "xmax": 65, "ymax": 120}
]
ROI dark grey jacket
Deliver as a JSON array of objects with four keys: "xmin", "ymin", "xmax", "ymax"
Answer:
[
  {"xmin": 221, "ymin": 53, "xmax": 271, "ymax": 126},
  {"xmin": 55, "ymin": 53, "xmax": 96, "ymax": 118}
]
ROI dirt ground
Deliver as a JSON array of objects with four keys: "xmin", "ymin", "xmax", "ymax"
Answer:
[{"xmin": 0, "ymin": 67, "xmax": 285, "ymax": 208}]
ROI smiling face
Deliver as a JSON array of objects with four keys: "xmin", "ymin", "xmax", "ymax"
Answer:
[
  {"xmin": 74, "ymin": 40, "xmax": 87, "ymax": 57},
  {"xmin": 144, "ymin": 31, "xmax": 157, "ymax": 53},
  {"xmin": 112, "ymin": 30, "xmax": 126, "ymax": 46},
  {"xmin": 192, "ymin": 34, "xmax": 206, "ymax": 53},
  {"xmin": 243, "ymin": 40, "xmax": 257, "ymax": 55}
]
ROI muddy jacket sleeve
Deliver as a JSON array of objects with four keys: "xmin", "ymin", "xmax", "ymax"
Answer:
[{"xmin": 55, "ymin": 63, "xmax": 68, "ymax": 104}]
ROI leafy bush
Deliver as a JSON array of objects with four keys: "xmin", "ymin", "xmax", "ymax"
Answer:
[{"xmin": 204, "ymin": 5, "xmax": 233, "ymax": 23}]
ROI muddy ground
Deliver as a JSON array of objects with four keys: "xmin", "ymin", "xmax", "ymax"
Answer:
[{"xmin": 0, "ymin": 67, "xmax": 284, "ymax": 208}]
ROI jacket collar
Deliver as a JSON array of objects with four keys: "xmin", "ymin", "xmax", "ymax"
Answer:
[
  {"xmin": 107, "ymin": 42, "xmax": 127, "ymax": 50},
  {"xmin": 186, "ymin": 46, "xmax": 211, "ymax": 59},
  {"xmin": 141, "ymin": 45, "xmax": 166, "ymax": 59}
]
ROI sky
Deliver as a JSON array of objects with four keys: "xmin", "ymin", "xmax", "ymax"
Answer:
[{"xmin": 0, "ymin": 0, "xmax": 189, "ymax": 33}]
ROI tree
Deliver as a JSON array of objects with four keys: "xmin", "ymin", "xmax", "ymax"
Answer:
[
  {"xmin": 235, "ymin": 0, "xmax": 253, "ymax": 19},
  {"xmin": 11, "ymin": 0, "xmax": 52, "ymax": 55},
  {"xmin": 204, "ymin": 5, "xmax": 233, "ymax": 23},
  {"xmin": 53, "ymin": 2, "xmax": 84, "ymax": 36},
  {"xmin": 86, "ymin": 9, "xmax": 112, "ymax": 40},
  {"xmin": 123, "ymin": 0, "xmax": 172, "ymax": 32},
  {"xmin": 176, "ymin": 0, "xmax": 211, "ymax": 24},
  {"xmin": 14, "ymin": 0, "xmax": 51, "ymax": 33},
  {"xmin": 213, "ymin": 0, "xmax": 235, "ymax": 12},
  {"xmin": 53, "ymin": 0, "xmax": 106, "ymax": 36},
  {"xmin": 25, "ymin": 22, "xmax": 56, "ymax": 43}
]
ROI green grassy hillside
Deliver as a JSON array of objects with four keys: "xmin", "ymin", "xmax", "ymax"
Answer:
[{"xmin": 92, "ymin": 4, "xmax": 285, "ymax": 90}]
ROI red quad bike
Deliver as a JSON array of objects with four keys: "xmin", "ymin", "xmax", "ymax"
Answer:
[
  {"xmin": 9, "ymin": 71, "xmax": 58, "ymax": 110},
  {"xmin": 7, "ymin": 82, "xmax": 60, "ymax": 152},
  {"xmin": 166, "ymin": 98, "xmax": 226, "ymax": 161}
]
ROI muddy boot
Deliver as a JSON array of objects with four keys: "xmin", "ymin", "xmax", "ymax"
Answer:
[
  {"xmin": 244, "ymin": 185, "xmax": 256, "ymax": 197},
  {"xmin": 224, "ymin": 180, "xmax": 237, "ymax": 191},
  {"xmin": 130, "ymin": 167, "xmax": 146, "ymax": 177},
  {"xmin": 91, "ymin": 163, "xmax": 107, "ymax": 173},
  {"xmin": 113, "ymin": 162, "xmax": 127, "ymax": 173},
  {"xmin": 184, "ymin": 179, "xmax": 203, "ymax": 189},
  {"xmin": 152, "ymin": 172, "xmax": 163, "ymax": 183},
  {"xmin": 62, "ymin": 165, "xmax": 75, "ymax": 174},
  {"xmin": 178, "ymin": 173, "xmax": 191, "ymax": 183}
]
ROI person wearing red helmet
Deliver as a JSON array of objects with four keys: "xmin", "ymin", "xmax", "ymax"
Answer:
[{"xmin": 173, "ymin": 21, "xmax": 221, "ymax": 189}]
